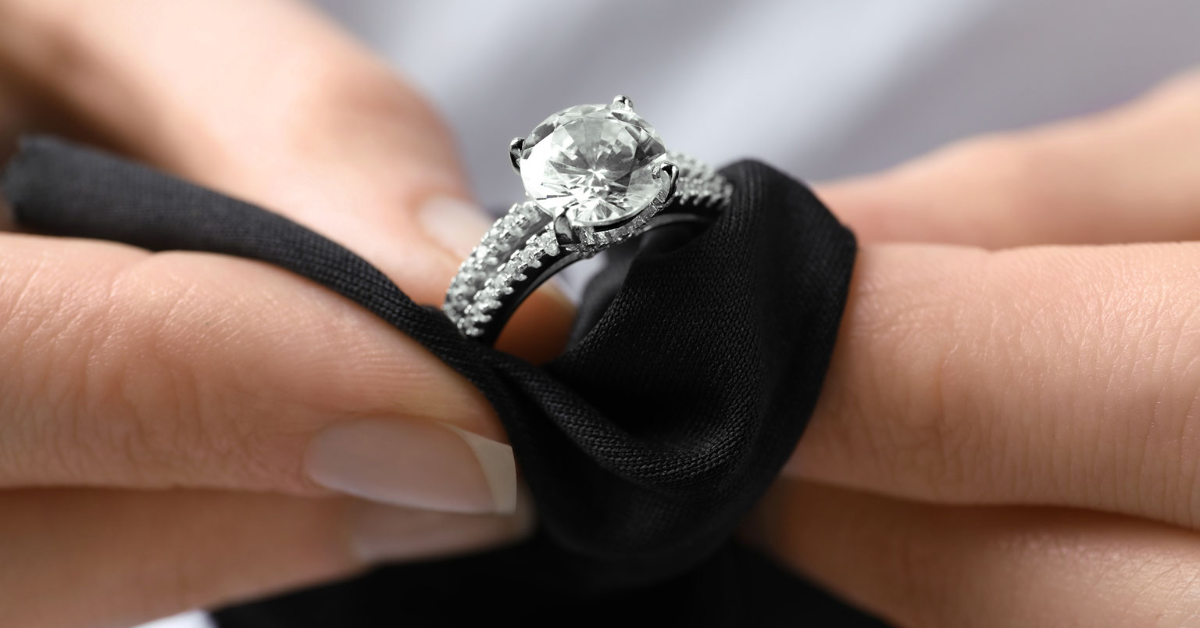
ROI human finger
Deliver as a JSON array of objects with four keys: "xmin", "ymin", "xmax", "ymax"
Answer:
[
  {"xmin": 0, "ymin": 232, "xmax": 516, "ymax": 514},
  {"xmin": 820, "ymin": 71, "xmax": 1200, "ymax": 247},
  {"xmin": 744, "ymin": 480, "xmax": 1200, "ymax": 628},
  {"xmin": 784, "ymin": 240, "xmax": 1200, "ymax": 528},
  {"xmin": 0, "ymin": 0, "xmax": 574, "ymax": 362},
  {"xmin": 0, "ymin": 487, "xmax": 533, "ymax": 628}
]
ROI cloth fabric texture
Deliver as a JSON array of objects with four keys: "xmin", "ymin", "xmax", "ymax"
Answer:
[{"xmin": 1, "ymin": 136, "xmax": 869, "ymax": 626}]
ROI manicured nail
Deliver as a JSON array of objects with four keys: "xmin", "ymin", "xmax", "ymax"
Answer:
[
  {"xmin": 349, "ymin": 490, "xmax": 535, "ymax": 563},
  {"xmin": 417, "ymin": 195, "xmax": 495, "ymax": 258},
  {"xmin": 305, "ymin": 418, "xmax": 517, "ymax": 515}
]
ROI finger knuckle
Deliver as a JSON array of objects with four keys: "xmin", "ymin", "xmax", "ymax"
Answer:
[
  {"xmin": 0, "ymin": 252, "xmax": 110, "ymax": 481},
  {"xmin": 863, "ymin": 255, "xmax": 997, "ymax": 500},
  {"xmin": 98, "ymin": 254, "xmax": 393, "ymax": 492},
  {"xmin": 76, "ymin": 255, "xmax": 263, "ymax": 488}
]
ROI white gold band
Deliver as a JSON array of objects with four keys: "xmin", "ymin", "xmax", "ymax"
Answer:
[{"xmin": 444, "ymin": 151, "xmax": 730, "ymax": 343}]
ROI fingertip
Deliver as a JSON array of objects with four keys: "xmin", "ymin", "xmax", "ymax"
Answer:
[{"xmin": 495, "ymin": 282, "xmax": 576, "ymax": 364}]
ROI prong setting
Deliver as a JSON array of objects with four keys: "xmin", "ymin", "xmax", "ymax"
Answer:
[
  {"xmin": 652, "ymin": 161, "xmax": 679, "ymax": 204},
  {"xmin": 509, "ymin": 137, "xmax": 526, "ymax": 173},
  {"xmin": 446, "ymin": 97, "xmax": 731, "ymax": 342},
  {"xmin": 553, "ymin": 214, "xmax": 578, "ymax": 247}
]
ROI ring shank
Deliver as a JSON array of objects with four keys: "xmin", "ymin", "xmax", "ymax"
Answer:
[{"xmin": 444, "ymin": 152, "xmax": 730, "ymax": 343}]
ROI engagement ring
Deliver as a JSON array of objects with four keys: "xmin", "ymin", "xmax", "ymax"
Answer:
[{"xmin": 444, "ymin": 95, "xmax": 731, "ymax": 344}]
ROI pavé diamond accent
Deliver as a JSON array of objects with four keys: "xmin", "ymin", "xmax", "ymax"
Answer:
[
  {"xmin": 454, "ymin": 225, "xmax": 562, "ymax": 337},
  {"xmin": 444, "ymin": 97, "xmax": 732, "ymax": 342}
]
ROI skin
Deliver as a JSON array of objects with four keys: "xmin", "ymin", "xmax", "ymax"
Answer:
[
  {"xmin": 749, "ymin": 73, "xmax": 1200, "ymax": 626},
  {"xmin": 0, "ymin": 0, "xmax": 1198, "ymax": 626},
  {"xmin": 0, "ymin": 1, "xmax": 563, "ymax": 625}
]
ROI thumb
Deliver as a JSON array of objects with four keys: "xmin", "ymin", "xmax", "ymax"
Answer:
[{"xmin": 1, "ymin": 0, "xmax": 573, "ymax": 361}]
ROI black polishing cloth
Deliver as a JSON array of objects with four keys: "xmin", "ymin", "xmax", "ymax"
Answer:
[{"xmin": 2, "ymin": 137, "xmax": 877, "ymax": 627}]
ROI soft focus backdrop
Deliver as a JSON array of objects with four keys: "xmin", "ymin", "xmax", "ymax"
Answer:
[{"xmin": 315, "ymin": 0, "xmax": 1200, "ymax": 209}]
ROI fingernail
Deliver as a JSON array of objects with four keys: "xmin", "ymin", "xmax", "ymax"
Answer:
[
  {"xmin": 305, "ymin": 418, "xmax": 518, "ymax": 515},
  {"xmin": 417, "ymin": 195, "xmax": 495, "ymax": 258},
  {"xmin": 350, "ymin": 490, "xmax": 535, "ymax": 563}
]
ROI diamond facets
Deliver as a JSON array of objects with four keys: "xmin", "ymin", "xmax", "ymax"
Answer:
[
  {"xmin": 443, "ymin": 96, "xmax": 734, "ymax": 343},
  {"xmin": 518, "ymin": 103, "xmax": 668, "ymax": 227}
]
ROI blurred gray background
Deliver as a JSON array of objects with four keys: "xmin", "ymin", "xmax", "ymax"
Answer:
[{"xmin": 315, "ymin": 0, "xmax": 1199, "ymax": 209}]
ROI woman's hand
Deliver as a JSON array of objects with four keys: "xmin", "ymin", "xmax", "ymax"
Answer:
[
  {"xmin": 744, "ymin": 73, "xmax": 1200, "ymax": 625},
  {"xmin": 0, "ymin": 1, "xmax": 573, "ymax": 626}
]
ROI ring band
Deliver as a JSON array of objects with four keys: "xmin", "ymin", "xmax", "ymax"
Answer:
[{"xmin": 444, "ymin": 96, "xmax": 732, "ymax": 344}]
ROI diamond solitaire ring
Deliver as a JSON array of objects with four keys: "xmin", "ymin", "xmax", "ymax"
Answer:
[{"xmin": 444, "ymin": 95, "xmax": 732, "ymax": 344}]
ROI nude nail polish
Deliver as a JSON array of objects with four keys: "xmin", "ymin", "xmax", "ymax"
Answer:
[{"xmin": 305, "ymin": 417, "xmax": 517, "ymax": 515}]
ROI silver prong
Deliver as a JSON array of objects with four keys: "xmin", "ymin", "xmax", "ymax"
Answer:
[
  {"xmin": 509, "ymin": 137, "xmax": 525, "ymax": 173},
  {"xmin": 553, "ymin": 214, "xmax": 578, "ymax": 247},
  {"xmin": 652, "ymin": 161, "xmax": 678, "ymax": 202},
  {"xmin": 612, "ymin": 95, "xmax": 634, "ymax": 111}
]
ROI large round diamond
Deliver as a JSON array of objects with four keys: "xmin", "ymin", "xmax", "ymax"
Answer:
[{"xmin": 519, "ymin": 103, "xmax": 667, "ymax": 227}]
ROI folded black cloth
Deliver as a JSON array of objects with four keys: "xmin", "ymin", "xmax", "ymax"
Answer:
[{"xmin": 1, "ymin": 137, "xmax": 870, "ymax": 626}]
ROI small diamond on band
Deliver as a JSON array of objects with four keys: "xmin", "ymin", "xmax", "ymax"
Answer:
[{"xmin": 445, "ymin": 96, "xmax": 731, "ymax": 343}]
